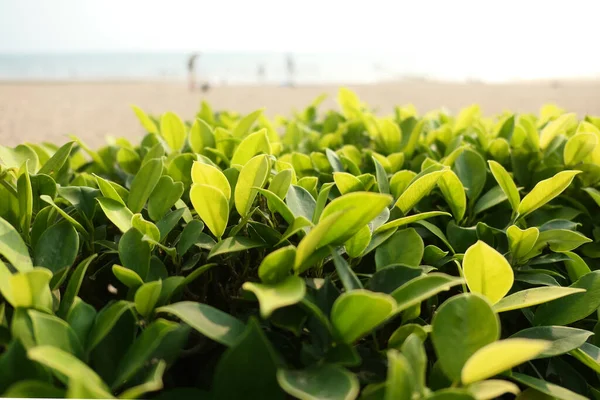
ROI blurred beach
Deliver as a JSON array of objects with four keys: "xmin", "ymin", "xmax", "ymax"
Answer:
[{"xmin": 2, "ymin": 79, "xmax": 600, "ymax": 147}]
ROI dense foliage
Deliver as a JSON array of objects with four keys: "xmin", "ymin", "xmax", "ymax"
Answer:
[{"xmin": 2, "ymin": 89, "xmax": 600, "ymax": 399}]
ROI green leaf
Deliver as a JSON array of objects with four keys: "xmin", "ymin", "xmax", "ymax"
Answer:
[
  {"xmin": 563, "ymin": 251, "xmax": 591, "ymax": 282},
  {"xmin": 231, "ymin": 128, "xmax": 271, "ymax": 166},
  {"xmin": 112, "ymin": 319, "xmax": 178, "ymax": 389},
  {"xmin": 473, "ymin": 186, "xmax": 508, "ymax": 216},
  {"xmin": 17, "ymin": 162, "xmax": 33, "ymax": 237},
  {"xmin": 510, "ymin": 326, "xmax": 594, "ymax": 358},
  {"xmin": 373, "ymin": 156, "xmax": 390, "ymax": 194},
  {"xmin": 390, "ymin": 273, "xmax": 464, "ymax": 313},
  {"xmin": 375, "ymin": 211, "xmax": 450, "ymax": 233},
  {"xmin": 507, "ymin": 225, "xmax": 539, "ymax": 260},
  {"xmin": 131, "ymin": 213, "xmax": 161, "ymax": 242},
  {"xmin": 330, "ymin": 289, "xmax": 396, "ymax": 343},
  {"xmin": 157, "ymin": 301, "xmax": 245, "ymax": 347},
  {"xmin": 488, "ymin": 160, "xmax": 520, "ymax": 212},
  {"xmin": 534, "ymin": 270, "xmax": 600, "ymax": 326},
  {"xmin": 160, "ymin": 111, "xmax": 187, "ymax": 151},
  {"xmin": 148, "ymin": 175, "xmax": 184, "ymax": 221},
  {"xmin": 509, "ymin": 372, "xmax": 587, "ymax": 400},
  {"xmin": 2, "ymin": 380, "xmax": 65, "ymax": 398},
  {"xmin": 258, "ymin": 245, "xmax": 296, "ymax": 284},
  {"xmin": 243, "ymin": 276, "xmax": 306, "ymax": 319},
  {"xmin": 191, "ymin": 160, "xmax": 232, "ymax": 199},
  {"xmin": 1, "ymin": 267, "xmax": 53, "ymax": 312},
  {"xmin": 468, "ymin": 380, "xmax": 520, "ymax": 400},
  {"xmin": 493, "ymin": 287, "xmax": 585, "ymax": 313},
  {"xmin": 375, "ymin": 228, "xmax": 424, "ymax": 269},
  {"xmin": 131, "ymin": 105, "xmax": 158, "ymax": 134},
  {"xmin": 189, "ymin": 184, "xmax": 229, "ymax": 240},
  {"xmin": 0, "ymin": 144, "xmax": 39, "ymax": 173},
  {"xmin": 208, "ymin": 236, "xmax": 266, "ymax": 259},
  {"xmin": 331, "ymin": 250, "xmax": 362, "ymax": 291},
  {"xmin": 27, "ymin": 346, "xmax": 112, "ymax": 398},
  {"xmin": 119, "ymin": 228, "xmax": 151, "ymax": 279},
  {"xmin": 390, "ymin": 170, "xmax": 417, "ymax": 199},
  {"xmin": 128, "ymin": 158, "xmax": 163, "ymax": 213},
  {"xmin": 57, "ymin": 254, "xmax": 97, "ymax": 318},
  {"xmin": 232, "ymin": 109, "xmax": 264, "ymax": 138},
  {"xmin": 463, "ymin": 241, "xmax": 514, "ymax": 305},
  {"xmin": 431, "ymin": 293, "xmax": 500, "ymax": 382},
  {"xmin": 235, "ymin": 154, "xmax": 270, "ymax": 217},
  {"xmin": 287, "ymin": 185, "xmax": 317, "ymax": 222},
  {"xmin": 29, "ymin": 309, "xmax": 84, "ymax": 358},
  {"xmin": 97, "ymin": 197, "xmax": 134, "ymax": 233},
  {"xmin": 0, "ymin": 216, "xmax": 33, "ymax": 271},
  {"xmin": 33, "ymin": 220, "xmax": 78, "ymax": 274},
  {"xmin": 319, "ymin": 192, "xmax": 393, "ymax": 246},
  {"xmin": 212, "ymin": 317, "xmax": 284, "ymax": 399},
  {"xmin": 539, "ymin": 112, "xmax": 576, "ymax": 150},
  {"xmin": 394, "ymin": 169, "xmax": 447, "ymax": 214},
  {"xmin": 189, "ymin": 118, "xmax": 215, "ymax": 153},
  {"xmin": 176, "ymin": 219, "xmax": 205, "ymax": 256},
  {"xmin": 277, "ymin": 364, "xmax": 359, "ymax": 400},
  {"xmin": 461, "ymin": 339, "xmax": 550, "ymax": 384},
  {"xmin": 564, "ymin": 132, "xmax": 598, "ymax": 166},
  {"xmin": 517, "ymin": 170, "xmax": 580, "ymax": 220},
  {"xmin": 156, "ymin": 207, "xmax": 185, "ymax": 240},
  {"xmin": 454, "ymin": 149, "xmax": 487, "ymax": 202},
  {"xmin": 334, "ymin": 172, "xmax": 364, "ymax": 195},
  {"xmin": 87, "ymin": 300, "xmax": 135, "ymax": 353},
  {"xmin": 385, "ymin": 349, "xmax": 414, "ymax": 400},
  {"xmin": 95, "ymin": 174, "xmax": 126, "ymax": 205},
  {"xmin": 117, "ymin": 147, "xmax": 141, "ymax": 174},
  {"xmin": 257, "ymin": 188, "xmax": 295, "ymax": 225},
  {"xmin": 344, "ymin": 224, "xmax": 372, "ymax": 258},
  {"xmin": 438, "ymin": 170, "xmax": 466, "ymax": 222},
  {"xmin": 117, "ymin": 360, "xmax": 166, "ymax": 399},
  {"xmin": 134, "ymin": 280, "xmax": 162, "ymax": 317}
]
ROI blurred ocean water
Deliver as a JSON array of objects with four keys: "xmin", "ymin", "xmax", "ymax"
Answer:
[{"xmin": 0, "ymin": 52, "xmax": 411, "ymax": 85}]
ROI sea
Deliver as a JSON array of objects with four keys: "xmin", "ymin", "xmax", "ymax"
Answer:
[{"xmin": 0, "ymin": 52, "xmax": 460, "ymax": 85}]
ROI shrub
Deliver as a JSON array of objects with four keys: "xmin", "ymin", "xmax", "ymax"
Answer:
[{"xmin": 1, "ymin": 89, "xmax": 600, "ymax": 399}]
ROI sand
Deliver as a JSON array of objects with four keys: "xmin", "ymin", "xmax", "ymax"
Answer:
[{"xmin": 1, "ymin": 80, "xmax": 600, "ymax": 147}]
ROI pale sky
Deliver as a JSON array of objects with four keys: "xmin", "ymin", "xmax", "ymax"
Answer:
[{"xmin": 1, "ymin": 0, "xmax": 600, "ymax": 80}]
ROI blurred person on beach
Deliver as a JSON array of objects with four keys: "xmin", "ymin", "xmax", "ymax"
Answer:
[
  {"xmin": 257, "ymin": 64, "xmax": 266, "ymax": 83},
  {"xmin": 286, "ymin": 54, "xmax": 295, "ymax": 87},
  {"xmin": 187, "ymin": 53, "xmax": 199, "ymax": 91}
]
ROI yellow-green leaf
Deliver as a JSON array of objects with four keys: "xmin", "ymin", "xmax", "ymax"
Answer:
[
  {"xmin": 230, "ymin": 129, "xmax": 271, "ymax": 166},
  {"xmin": 243, "ymin": 276, "xmax": 306, "ymax": 319},
  {"xmin": 234, "ymin": 154, "xmax": 270, "ymax": 218},
  {"xmin": 463, "ymin": 241, "xmax": 514, "ymax": 305},
  {"xmin": 131, "ymin": 105, "xmax": 158, "ymax": 134},
  {"xmin": 564, "ymin": 132, "xmax": 598, "ymax": 166},
  {"xmin": 333, "ymin": 172, "xmax": 364, "ymax": 195},
  {"xmin": 461, "ymin": 339, "xmax": 550, "ymax": 384},
  {"xmin": 160, "ymin": 111, "xmax": 187, "ymax": 152},
  {"xmin": 438, "ymin": 170, "xmax": 466, "ymax": 222},
  {"xmin": 190, "ymin": 184, "xmax": 229, "ymax": 239},
  {"xmin": 493, "ymin": 287, "xmax": 585, "ymax": 313},
  {"xmin": 394, "ymin": 169, "xmax": 447, "ymax": 214},
  {"xmin": 539, "ymin": 112, "xmax": 576, "ymax": 150},
  {"xmin": 488, "ymin": 160, "xmax": 520, "ymax": 212},
  {"xmin": 517, "ymin": 170, "xmax": 580, "ymax": 220},
  {"xmin": 189, "ymin": 118, "xmax": 215, "ymax": 153},
  {"xmin": 191, "ymin": 161, "xmax": 231, "ymax": 199},
  {"xmin": 507, "ymin": 225, "xmax": 539, "ymax": 261}
]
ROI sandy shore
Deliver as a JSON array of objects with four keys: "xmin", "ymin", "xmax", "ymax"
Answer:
[{"xmin": 1, "ymin": 80, "xmax": 600, "ymax": 147}]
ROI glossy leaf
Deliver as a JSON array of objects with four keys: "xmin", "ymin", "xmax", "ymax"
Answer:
[
  {"xmin": 463, "ymin": 241, "xmax": 513, "ymax": 305},
  {"xmin": 243, "ymin": 276, "xmax": 306, "ymax": 319},
  {"xmin": 330, "ymin": 289, "xmax": 396, "ymax": 343}
]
